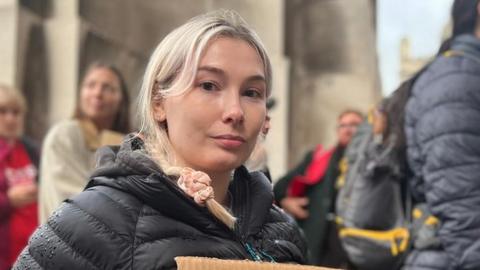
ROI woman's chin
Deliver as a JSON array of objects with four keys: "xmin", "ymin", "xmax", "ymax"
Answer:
[
  {"xmin": 199, "ymin": 159, "xmax": 245, "ymax": 175},
  {"xmin": 179, "ymin": 149, "xmax": 249, "ymax": 174}
]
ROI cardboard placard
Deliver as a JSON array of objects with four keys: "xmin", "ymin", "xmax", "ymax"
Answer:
[{"xmin": 175, "ymin": 257, "xmax": 340, "ymax": 270}]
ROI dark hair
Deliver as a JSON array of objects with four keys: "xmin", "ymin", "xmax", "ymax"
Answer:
[
  {"xmin": 73, "ymin": 62, "xmax": 131, "ymax": 134},
  {"xmin": 382, "ymin": 61, "xmax": 431, "ymax": 167},
  {"xmin": 452, "ymin": 0, "xmax": 479, "ymax": 36},
  {"xmin": 439, "ymin": 0, "xmax": 480, "ymax": 52}
]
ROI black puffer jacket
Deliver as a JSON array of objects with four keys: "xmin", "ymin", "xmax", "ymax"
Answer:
[
  {"xmin": 404, "ymin": 34, "xmax": 480, "ymax": 270},
  {"xmin": 14, "ymin": 137, "xmax": 306, "ymax": 269}
]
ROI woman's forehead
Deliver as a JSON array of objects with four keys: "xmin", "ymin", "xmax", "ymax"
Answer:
[
  {"xmin": 0, "ymin": 100, "xmax": 23, "ymax": 110},
  {"xmin": 197, "ymin": 37, "xmax": 265, "ymax": 77}
]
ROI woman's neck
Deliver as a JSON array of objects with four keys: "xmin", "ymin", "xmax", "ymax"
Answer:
[
  {"xmin": 91, "ymin": 117, "xmax": 114, "ymax": 132},
  {"xmin": 208, "ymin": 171, "xmax": 232, "ymax": 207},
  {"xmin": 0, "ymin": 136, "xmax": 16, "ymax": 146}
]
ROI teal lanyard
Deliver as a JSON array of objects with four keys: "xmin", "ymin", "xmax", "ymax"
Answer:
[{"xmin": 244, "ymin": 243, "xmax": 276, "ymax": 263}]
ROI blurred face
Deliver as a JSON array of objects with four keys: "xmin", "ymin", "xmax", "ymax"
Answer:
[
  {"xmin": 154, "ymin": 37, "xmax": 267, "ymax": 175},
  {"xmin": 337, "ymin": 112, "xmax": 363, "ymax": 146},
  {"xmin": 79, "ymin": 67, "xmax": 123, "ymax": 126},
  {"xmin": 0, "ymin": 101, "xmax": 24, "ymax": 141}
]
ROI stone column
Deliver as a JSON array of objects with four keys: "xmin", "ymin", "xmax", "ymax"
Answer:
[
  {"xmin": 286, "ymin": 0, "xmax": 381, "ymax": 166},
  {"xmin": 44, "ymin": 0, "xmax": 81, "ymax": 124},
  {"xmin": 0, "ymin": 0, "xmax": 18, "ymax": 86}
]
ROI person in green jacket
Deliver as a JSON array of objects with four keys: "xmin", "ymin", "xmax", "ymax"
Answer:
[{"xmin": 274, "ymin": 110, "xmax": 363, "ymax": 267}]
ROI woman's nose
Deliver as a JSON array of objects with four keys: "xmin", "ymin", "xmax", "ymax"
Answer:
[
  {"xmin": 221, "ymin": 92, "xmax": 244, "ymax": 125},
  {"xmin": 93, "ymin": 85, "xmax": 104, "ymax": 97}
]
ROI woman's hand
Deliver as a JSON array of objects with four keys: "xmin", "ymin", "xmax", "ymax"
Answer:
[
  {"xmin": 177, "ymin": 169, "xmax": 214, "ymax": 206},
  {"xmin": 7, "ymin": 183, "xmax": 37, "ymax": 208}
]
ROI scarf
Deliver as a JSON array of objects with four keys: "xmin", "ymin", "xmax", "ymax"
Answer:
[{"xmin": 287, "ymin": 145, "xmax": 334, "ymax": 197}]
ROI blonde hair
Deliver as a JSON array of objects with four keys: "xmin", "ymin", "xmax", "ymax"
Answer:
[
  {"xmin": 0, "ymin": 84, "xmax": 27, "ymax": 137},
  {"xmin": 137, "ymin": 10, "xmax": 272, "ymax": 229},
  {"xmin": 0, "ymin": 84, "xmax": 27, "ymax": 113}
]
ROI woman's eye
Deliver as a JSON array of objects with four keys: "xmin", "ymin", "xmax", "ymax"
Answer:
[
  {"xmin": 199, "ymin": 82, "xmax": 218, "ymax": 91},
  {"xmin": 243, "ymin": 89, "xmax": 263, "ymax": 98},
  {"xmin": 102, "ymin": 84, "xmax": 117, "ymax": 93},
  {"xmin": 83, "ymin": 82, "xmax": 95, "ymax": 89}
]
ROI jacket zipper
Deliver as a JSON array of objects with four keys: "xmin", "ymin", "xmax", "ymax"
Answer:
[{"xmin": 229, "ymin": 172, "xmax": 276, "ymax": 263}]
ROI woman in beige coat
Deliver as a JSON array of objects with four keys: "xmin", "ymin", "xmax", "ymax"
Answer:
[{"xmin": 38, "ymin": 62, "xmax": 131, "ymax": 223}]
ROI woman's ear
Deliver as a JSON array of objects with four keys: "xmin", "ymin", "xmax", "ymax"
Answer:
[
  {"xmin": 152, "ymin": 100, "xmax": 166, "ymax": 122},
  {"xmin": 261, "ymin": 115, "xmax": 271, "ymax": 135}
]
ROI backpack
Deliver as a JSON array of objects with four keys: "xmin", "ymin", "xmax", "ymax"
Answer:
[
  {"xmin": 335, "ymin": 49, "xmax": 480, "ymax": 270},
  {"xmin": 335, "ymin": 116, "xmax": 411, "ymax": 270},
  {"xmin": 334, "ymin": 64, "xmax": 427, "ymax": 270}
]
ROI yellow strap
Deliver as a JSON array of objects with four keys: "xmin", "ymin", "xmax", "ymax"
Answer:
[
  {"xmin": 367, "ymin": 106, "xmax": 376, "ymax": 124},
  {"xmin": 412, "ymin": 207, "xmax": 439, "ymax": 226},
  {"xmin": 335, "ymin": 157, "xmax": 348, "ymax": 189},
  {"xmin": 443, "ymin": 50, "xmax": 462, "ymax": 58},
  {"xmin": 412, "ymin": 208, "xmax": 422, "ymax": 219},
  {"xmin": 335, "ymin": 216, "xmax": 344, "ymax": 226},
  {"xmin": 425, "ymin": 216, "xmax": 439, "ymax": 226},
  {"xmin": 339, "ymin": 227, "xmax": 410, "ymax": 256}
]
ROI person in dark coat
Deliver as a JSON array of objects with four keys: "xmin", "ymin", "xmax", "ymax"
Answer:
[
  {"xmin": 13, "ymin": 10, "xmax": 306, "ymax": 270},
  {"xmin": 273, "ymin": 110, "xmax": 363, "ymax": 267},
  {"xmin": 403, "ymin": 1, "xmax": 480, "ymax": 269}
]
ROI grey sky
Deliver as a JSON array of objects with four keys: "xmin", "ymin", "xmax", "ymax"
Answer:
[{"xmin": 377, "ymin": 0, "xmax": 453, "ymax": 95}]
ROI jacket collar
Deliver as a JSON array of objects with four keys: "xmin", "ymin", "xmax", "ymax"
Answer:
[
  {"xmin": 451, "ymin": 34, "xmax": 480, "ymax": 59},
  {"xmin": 230, "ymin": 167, "xmax": 273, "ymax": 239},
  {"xmin": 88, "ymin": 135, "xmax": 274, "ymax": 239}
]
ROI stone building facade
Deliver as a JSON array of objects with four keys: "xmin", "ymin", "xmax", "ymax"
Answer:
[{"xmin": 399, "ymin": 38, "xmax": 432, "ymax": 82}]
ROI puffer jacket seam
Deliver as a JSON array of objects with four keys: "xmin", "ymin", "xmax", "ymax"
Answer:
[
  {"xmin": 413, "ymin": 68, "xmax": 480, "ymax": 94},
  {"xmin": 443, "ymin": 226, "xmax": 480, "ymax": 235},
  {"xmin": 428, "ymin": 161, "xmax": 480, "ymax": 175},
  {"xmin": 412, "ymin": 101, "xmax": 480, "ymax": 131},
  {"xmin": 139, "ymin": 212, "xmax": 163, "ymax": 217},
  {"xmin": 419, "ymin": 131, "xmax": 480, "ymax": 147},
  {"xmin": 416, "ymin": 99, "xmax": 480, "ymax": 113},
  {"xmin": 47, "ymin": 221, "xmax": 102, "ymax": 270},
  {"xmin": 130, "ymin": 204, "xmax": 143, "ymax": 269},
  {"xmin": 94, "ymin": 187, "xmax": 138, "ymax": 222},
  {"xmin": 117, "ymin": 155, "xmax": 157, "ymax": 176},
  {"xmin": 136, "ymin": 234, "xmax": 203, "ymax": 246},
  {"xmin": 431, "ymin": 193, "xmax": 480, "ymax": 205},
  {"xmin": 68, "ymin": 200, "xmax": 130, "ymax": 242}
]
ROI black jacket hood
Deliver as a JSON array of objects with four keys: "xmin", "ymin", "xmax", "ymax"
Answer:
[{"xmin": 86, "ymin": 135, "xmax": 274, "ymax": 239}]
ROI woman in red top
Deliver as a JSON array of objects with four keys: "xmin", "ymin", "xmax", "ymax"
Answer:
[{"xmin": 0, "ymin": 84, "xmax": 39, "ymax": 270}]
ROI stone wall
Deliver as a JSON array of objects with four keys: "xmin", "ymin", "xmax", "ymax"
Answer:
[{"xmin": 285, "ymin": 0, "xmax": 381, "ymax": 165}]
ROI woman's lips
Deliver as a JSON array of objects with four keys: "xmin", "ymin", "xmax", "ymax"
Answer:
[{"xmin": 212, "ymin": 135, "xmax": 246, "ymax": 149}]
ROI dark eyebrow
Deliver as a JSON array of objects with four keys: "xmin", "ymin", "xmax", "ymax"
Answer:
[{"xmin": 197, "ymin": 65, "xmax": 266, "ymax": 83}]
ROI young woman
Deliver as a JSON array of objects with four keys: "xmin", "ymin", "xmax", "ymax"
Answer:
[
  {"xmin": 0, "ymin": 85, "xmax": 39, "ymax": 270},
  {"xmin": 38, "ymin": 62, "xmax": 131, "ymax": 223},
  {"xmin": 15, "ymin": 10, "xmax": 306, "ymax": 270}
]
